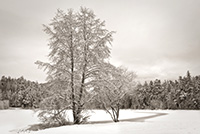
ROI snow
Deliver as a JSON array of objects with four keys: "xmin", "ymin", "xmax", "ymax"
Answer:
[
  {"xmin": 0, "ymin": 109, "xmax": 200, "ymax": 134},
  {"xmin": 0, "ymin": 108, "xmax": 39, "ymax": 134}
]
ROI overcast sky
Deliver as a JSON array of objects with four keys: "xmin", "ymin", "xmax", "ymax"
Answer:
[{"xmin": 0, "ymin": 0, "xmax": 200, "ymax": 83}]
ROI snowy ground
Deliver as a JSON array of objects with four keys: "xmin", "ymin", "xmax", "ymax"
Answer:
[{"xmin": 0, "ymin": 109, "xmax": 200, "ymax": 134}]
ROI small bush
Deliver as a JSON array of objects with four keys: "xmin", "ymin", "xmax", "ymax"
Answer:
[
  {"xmin": 0, "ymin": 101, "xmax": 3, "ymax": 109},
  {"xmin": 0, "ymin": 100, "xmax": 9, "ymax": 109},
  {"xmin": 150, "ymin": 100, "xmax": 163, "ymax": 109},
  {"xmin": 37, "ymin": 95, "xmax": 71, "ymax": 126}
]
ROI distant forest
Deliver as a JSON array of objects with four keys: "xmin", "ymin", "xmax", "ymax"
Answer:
[{"xmin": 0, "ymin": 71, "xmax": 199, "ymax": 110}]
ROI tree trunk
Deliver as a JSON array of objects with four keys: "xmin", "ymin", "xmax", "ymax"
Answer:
[
  {"xmin": 69, "ymin": 32, "xmax": 79, "ymax": 124},
  {"xmin": 76, "ymin": 19, "xmax": 88, "ymax": 124}
]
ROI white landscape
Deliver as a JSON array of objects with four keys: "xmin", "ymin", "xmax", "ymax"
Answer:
[
  {"xmin": 1, "ymin": 1, "xmax": 200, "ymax": 134},
  {"xmin": 0, "ymin": 109, "xmax": 200, "ymax": 134}
]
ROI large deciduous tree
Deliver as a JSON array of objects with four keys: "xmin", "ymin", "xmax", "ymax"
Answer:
[{"xmin": 36, "ymin": 7, "xmax": 114, "ymax": 124}]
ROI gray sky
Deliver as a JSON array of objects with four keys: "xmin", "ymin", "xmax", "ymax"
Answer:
[{"xmin": 0, "ymin": 0, "xmax": 200, "ymax": 83}]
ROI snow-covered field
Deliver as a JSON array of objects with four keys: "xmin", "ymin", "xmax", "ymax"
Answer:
[{"xmin": 0, "ymin": 109, "xmax": 200, "ymax": 134}]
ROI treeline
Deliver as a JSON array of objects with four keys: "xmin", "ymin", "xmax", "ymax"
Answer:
[
  {"xmin": 1, "ymin": 71, "xmax": 200, "ymax": 110},
  {"xmin": 121, "ymin": 71, "xmax": 200, "ymax": 110},
  {"xmin": 0, "ymin": 76, "xmax": 48, "ymax": 108},
  {"xmin": 87, "ymin": 71, "xmax": 200, "ymax": 110}
]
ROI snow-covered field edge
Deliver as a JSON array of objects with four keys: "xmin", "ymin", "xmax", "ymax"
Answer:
[{"xmin": 0, "ymin": 109, "xmax": 200, "ymax": 134}]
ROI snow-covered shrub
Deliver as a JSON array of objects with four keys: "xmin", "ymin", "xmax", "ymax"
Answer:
[
  {"xmin": 150, "ymin": 100, "xmax": 163, "ymax": 109},
  {"xmin": 0, "ymin": 101, "xmax": 3, "ymax": 109},
  {"xmin": 37, "ymin": 89, "xmax": 71, "ymax": 126},
  {"xmin": 0, "ymin": 100, "xmax": 9, "ymax": 109}
]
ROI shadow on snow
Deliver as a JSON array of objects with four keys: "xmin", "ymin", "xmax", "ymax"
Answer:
[
  {"xmin": 26, "ymin": 111, "xmax": 167, "ymax": 132},
  {"xmin": 87, "ymin": 112, "xmax": 168, "ymax": 124}
]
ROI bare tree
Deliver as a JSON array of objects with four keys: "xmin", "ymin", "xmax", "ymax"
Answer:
[{"xmin": 95, "ymin": 64, "xmax": 136, "ymax": 122}]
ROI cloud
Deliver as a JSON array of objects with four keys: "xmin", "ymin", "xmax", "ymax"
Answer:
[
  {"xmin": 1, "ymin": 0, "xmax": 200, "ymax": 82},
  {"xmin": 109, "ymin": 0, "xmax": 200, "ymax": 82}
]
